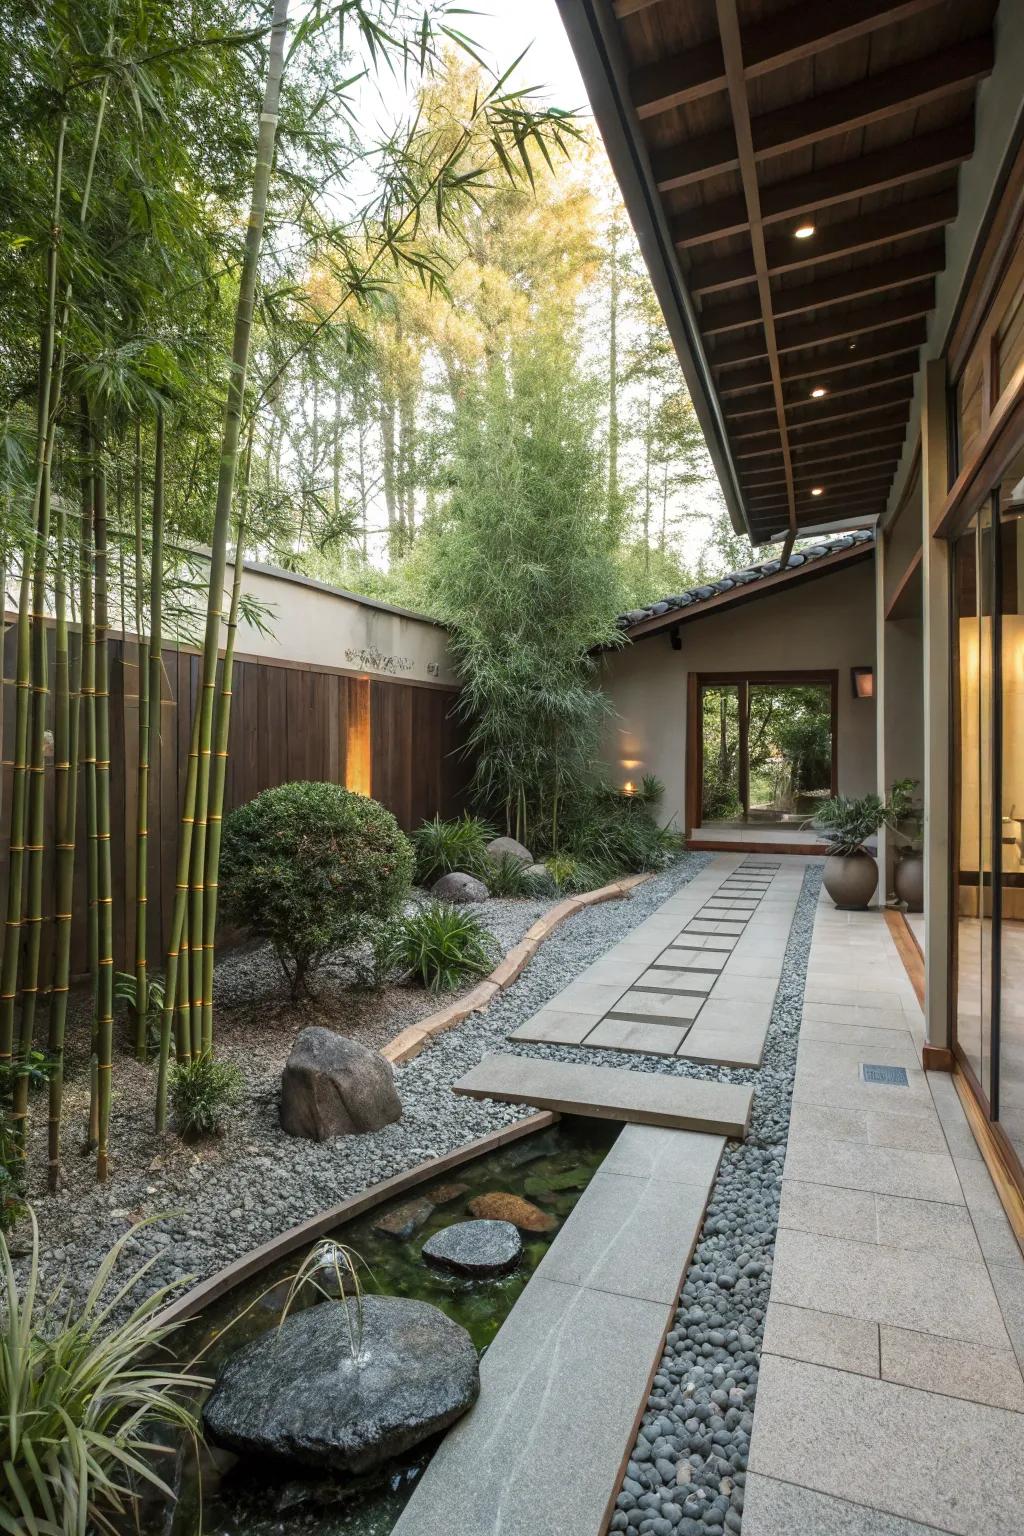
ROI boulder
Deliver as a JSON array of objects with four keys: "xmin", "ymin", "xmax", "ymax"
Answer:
[
  {"xmin": 421, "ymin": 1219, "xmax": 522, "ymax": 1277},
  {"xmin": 523, "ymin": 863, "xmax": 552, "ymax": 885},
  {"xmin": 431, "ymin": 871, "xmax": 489, "ymax": 903},
  {"xmin": 467, "ymin": 1191, "xmax": 557, "ymax": 1232},
  {"xmin": 202, "ymin": 1295, "xmax": 479, "ymax": 1475},
  {"xmin": 485, "ymin": 836, "xmax": 533, "ymax": 866},
  {"xmin": 280, "ymin": 1027, "xmax": 401, "ymax": 1141}
]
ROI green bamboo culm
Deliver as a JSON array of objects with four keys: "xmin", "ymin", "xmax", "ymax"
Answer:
[
  {"xmin": 92, "ymin": 418, "xmax": 115, "ymax": 1182},
  {"xmin": 47, "ymin": 492, "xmax": 81, "ymax": 1192},
  {"xmin": 154, "ymin": 692, "xmax": 202, "ymax": 1130},
  {"xmin": 158, "ymin": 0, "xmax": 290, "ymax": 1102},
  {"xmin": 132, "ymin": 418, "xmax": 150, "ymax": 1059},
  {"xmin": 0, "ymin": 120, "xmax": 66, "ymax": 1094},
  {"xmin": 80, "ymin": 412, "xmax": 99, "ymax": 1154}
]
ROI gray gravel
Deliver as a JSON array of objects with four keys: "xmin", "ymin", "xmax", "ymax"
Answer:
[{"xmin": 16, "ymin": 855, "xmax": 710, "ymax": 1306}]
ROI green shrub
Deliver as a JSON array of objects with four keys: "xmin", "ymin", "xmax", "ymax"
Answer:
[
  {"xmin": 221, "ymin": 782, "xmax": 414, "ymax": 999},
  {"xmin": 411, "ymin": 812, "xmax": 494, "ymax": 885},
  {"xmin": 387, "ymin": 901, "xmax": 499, "ymax": 992},
  {"xmin": 0, "ymin": 1212, "xmax": 208, "ymax": 1536},
  {"xmin": 556, "ymin": 779, "xmax": 680, "ymax": 876},
  {"xmin": 483, "ymin": 851, "xmax": 553, "ymax": 898},
  {"xmin": 171, "ymin": 1052, "xmax": 243, "ymax": 1139},
  {"xmin": 809, "ymin": 794, "xmax": 888, "ymax": 856},
  {"xmin": 0, "ymin": 1052, "xmax": 54, "ymax": 1233},
  {"xmin": 544, "ymin": 854, "xmax": 605, "ymax": 895}
]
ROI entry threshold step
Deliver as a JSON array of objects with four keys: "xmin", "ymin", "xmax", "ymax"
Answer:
[{"xmin": 453, "ymin": 1051, "xmax": 752, "ymax": 1137}]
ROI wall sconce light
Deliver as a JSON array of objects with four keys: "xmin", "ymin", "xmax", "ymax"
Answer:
[
  {"xmin": 623, "ymin": 780, "xmax": 636, "ymax": 796},
  {"xmin": 851, "ymin": 665, "xmax": 874, "ymax": 699}
]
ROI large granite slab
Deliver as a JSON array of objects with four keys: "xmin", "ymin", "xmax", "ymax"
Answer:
[{"xmin": 453, "ymin": 1052, "xmax": 752, "ymax": 1136}]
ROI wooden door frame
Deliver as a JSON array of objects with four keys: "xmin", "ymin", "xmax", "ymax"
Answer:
[{"xmin": 685, "ymin": 669, "xmax": 840, "ymax": 836}]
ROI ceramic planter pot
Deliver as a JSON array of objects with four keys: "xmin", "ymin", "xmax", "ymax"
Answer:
[
  {"xmin": 894, "ymin": 851, "xmax": 924, "ymax": 912},
  {"xmin": 823, "ymin": 850, "xmax": 878, "ymax": 910}
]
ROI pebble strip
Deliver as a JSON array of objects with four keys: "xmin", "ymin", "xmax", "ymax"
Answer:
[{"xmin": 609, "ymin": 863, "xmax": 822, "ymax": 1536}]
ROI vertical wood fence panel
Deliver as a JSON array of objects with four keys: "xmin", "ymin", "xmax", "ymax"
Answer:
[{"xmin": 1, "ymin": 625, "xmax": 468, "ymax": 984}]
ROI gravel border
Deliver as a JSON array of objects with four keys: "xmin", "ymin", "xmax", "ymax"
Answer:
[{"xmin": 17, "ymin": 853, "xmax": 711, "ymax": 1307}]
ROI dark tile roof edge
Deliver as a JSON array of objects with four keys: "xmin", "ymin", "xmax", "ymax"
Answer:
[{"xmin": 616, "ymin": 530, "xmax": 875, "ymax": 632}]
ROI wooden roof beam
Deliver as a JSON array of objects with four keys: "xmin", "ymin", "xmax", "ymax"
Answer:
[
  {"xmin": 711, "ymin": 285, "xmax": 934, "ymax": 367},
  {"xmin": 725, "ymin": 355, "xmax": 921, "ymax": 416},
  {"xmin": 700, "ymin": 246, "xmax": 944, "ymax": 335},
  {"xmin": 730, "ymin": 382, "xmax": 914, "ymax": 440},
  {"xmin": 687, "ymin": 190, "xmax": 957, "ymax": 296},
  {"xmin": 744, "ymin": 449, "xmax": 903, "ymax": 483},
  {"xmin": 746, "ymin": 470, "xmax": 897, "ymax": 501},
  {"xmin": 718, "ymin": 319, "xmax": 926, "ymax": 394},
  {"xmin": 735, "ymin": 405, "xmax": 911, "ymax": 460},
  {"xmin": 630, "ymin": 0, "xmax": 946, "ymax": 119},
  {"xmin": 743, "ymin": 462, "xmax": 901, "ymax": 492},
  {"xmin": 654, "ymin": 37, "xmax": 991, "ymax": 192},
  {"xmin": 674, "ymin": 120, "xmax": 973, "ymax": 248}
]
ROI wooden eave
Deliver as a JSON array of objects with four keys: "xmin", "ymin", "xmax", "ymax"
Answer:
[{"xmin": 557, "ymin": 0, "xmax": 996, "ymax": 546}]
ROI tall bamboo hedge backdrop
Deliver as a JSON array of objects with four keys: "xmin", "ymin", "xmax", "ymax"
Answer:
[{"xmin": 0, "ymin": 0, "xmax": 577, "ymax": 1190}]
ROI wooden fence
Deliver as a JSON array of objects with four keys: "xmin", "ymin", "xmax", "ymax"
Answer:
[{"xmin": 1, "ymin": 625, "xmax": 469, "ymax": 981}]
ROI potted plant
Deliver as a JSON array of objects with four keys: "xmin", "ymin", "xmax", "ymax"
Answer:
[
  {"xmin": 809, "ymin": 794, "xmax": 888, "ymax": 910},
  {"xmin": 888, "ymin": 777, "xmax": 924, "ymax": 912}
]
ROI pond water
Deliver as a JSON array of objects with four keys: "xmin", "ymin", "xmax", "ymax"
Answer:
[{"xmin": 160, "ymin": 1116, "xmax": 614, "ymax": 1536}]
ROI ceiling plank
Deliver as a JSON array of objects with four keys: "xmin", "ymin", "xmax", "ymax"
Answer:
[
  {"xmin": 654, "ymin": 37, "xmax": 991, "ymax": 192},
  {"xmin": 687, "ymin": 190, "xmax": 957, "ymax": 296},
  {"xmin": 713, "ymin": 0, "xmax": 797, "ymax": 549},
  {"xmin": 718, "ymin": 319, "xmax": 927, "ymax": 394},
  {"xmin": 674, "ymin": 121, "xmax": 973, "ymax": 248},
  {"xmin": 730, "ymin": 382, "xmax": 914, "ymax": 439},
  {"xmin": 735, "ymin": 409, "xmax": 911, "ymax": 461},
  {"xmin": 711, "ymin": 288, "xmax": 934, "ymax": 368},
  {"xmin": 700, "ymin": 247, "xmax": 944, "ymax": 334},
  {"xmin": 725, "ymin": 355, "xmax": 921, "ymax": 416},
  {"xmin": 630, "ymin": 0, "xmax": 945, "ymax": 119},
  {"xmin": 743, "ymin": 463, "xmax": 900, "ymax": 492}
]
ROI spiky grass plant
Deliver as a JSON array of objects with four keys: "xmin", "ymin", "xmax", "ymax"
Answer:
[
  {"xmin": 170, "ymin": 1052, "xmax": 242, "ymax": 1140},
  {"xmin": 411, "ymin": 813, "xmax": 495, "ymax": 886},
  {"xmin": 482, "ymin": 851, "xmax": 553, "ymax": 898},
  {"xmin": 388, "ymin": 901, "xmax": 498, "ymax": 992},
  {"xmin": 0, "ymin": 1212, "xmax": 209, "ymax": 1536}
]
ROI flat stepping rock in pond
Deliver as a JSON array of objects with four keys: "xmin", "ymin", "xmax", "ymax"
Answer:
[
  {"xmin": 373, "ymin": 1197, "xmax": 434, "ymax": 1239},
  {"xmin": 467, "ymin": 1192, "xmax": 556, "ymax": 1232},
  {"xmin": 425, "ymin": 1180, "xmax": 469, "ymax": 1205},
  {"xmin": 202, "ymin": 1295, "xmax": 479, "ymax": 1475},
  {"xmin": 421, "ymin": 1220, "xmax": 523, "ymax": 1277}
]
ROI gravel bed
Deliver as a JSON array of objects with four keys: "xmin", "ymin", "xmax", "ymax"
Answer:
[
  {"xmin": 16, "ymin": 855, "xmax": 709, "ymax": 1306},
  {"xmin": 608, "ymin": 863, "xmax": 822, "ymax": 1536}
]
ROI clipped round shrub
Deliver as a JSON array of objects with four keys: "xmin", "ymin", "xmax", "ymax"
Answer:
[{"xmin": 220, "ymin": 782, "xmax": 414, "ymax": 999}]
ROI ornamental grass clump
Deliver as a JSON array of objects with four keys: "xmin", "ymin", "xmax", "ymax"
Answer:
[
  {"xmin": 388, "ymin": 901, "xmax": 499, "ymax": 992},
  {"xmin": 0, "ymin": 1211, "xmax": 208, "ymax": 1536},
  {"xmin": 482, "ymin": 851, "xmax": 553, "ymax": 897},
  {"xmin": 809, "ymin": 793, "xmax": 889, "ymax": 855},
  {"xmin": 411, "ymin": 813, "xmax": 495, "ymax": 885},
  {"xmin": 220, "ymin": 783, "xmax": 414, "ymax": 1001},
  {"xmin": 171, "ymin": 1052, "xmax": 243, "ymax": 1140}
]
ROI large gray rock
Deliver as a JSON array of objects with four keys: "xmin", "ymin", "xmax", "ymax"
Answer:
[
  {"xmin": 486, "ymin": 836, "xmax": 533, "ymax": 866},
  {"xmin": 203, "ymin": 1295, "xmax": 479, "ymax": 1474},
  {"xmin": 431, "ymin": 871, "xmax": 489, "ymax": 903},
  {"xmin": 421, "ymin": 1219, "xmax": 523, "ymax": 1277},
  {"xmin": 280, "ymin": 1026, "xmax": 401, "ymax": 1141}
]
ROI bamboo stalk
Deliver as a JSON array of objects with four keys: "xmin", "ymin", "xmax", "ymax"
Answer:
[
  {"xmin": 93, "ymin": 418, "xmax": 115, "ymax": 1182},
  {"xmin": 132, "ymin": 419, "xmax": 150, "ymax": 1058},
  {"xmin": 80, "ymin": 411, "xmax": 99, "ymax": 1154},
  {"xmin": 154, "ymin": 692, "xmax": 202, "ymax": 1130}
]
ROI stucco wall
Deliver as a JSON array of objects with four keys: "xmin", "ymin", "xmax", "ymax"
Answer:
[
  {"xmin": 227, "ymin": 559, "xmax": 456, "ymax": 688},
  {"xmin": 598, "ymin": 559, "xmax": 877, "ymax": 829}
]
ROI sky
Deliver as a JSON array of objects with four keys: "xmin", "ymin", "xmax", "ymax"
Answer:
[{"xmin": 466, "ymin": 1, "xmax": 589, "ymax": 112}]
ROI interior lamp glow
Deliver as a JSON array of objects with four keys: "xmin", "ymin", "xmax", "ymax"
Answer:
[
  {"xmin": 623, "ymin": 780, "xmax": 636, "ymax": 796},
  {"xmin": 851, "ymin": 666, "xmax": 874, "ymax": 700},
  {"xmin": 810, "ymin": 386, "xmax": 827, "ymax": 398},
  {"xmin": 810, "ymin": 486, "xmax": 825, "ymax": 496},
  {"xmin": 794, "ymin": 222, "xmax": 815, "ymax": 238}
]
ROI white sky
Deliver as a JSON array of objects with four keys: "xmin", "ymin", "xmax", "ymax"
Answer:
[{"xmin": 465, "ymin": 1, "xmax": 589, "ymax": 111}]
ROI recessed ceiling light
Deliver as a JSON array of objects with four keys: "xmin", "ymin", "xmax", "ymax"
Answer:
[
  {"xmin": 810, "ymin": 486, "xmax": 825, "ymax": 497},
  {"xmin": 794, "ymin": 222, "xmax": 816, "ymax": 239},
  {"xmin": 810, "ymin": 386, "xmax": 827, "ymax": 398}
]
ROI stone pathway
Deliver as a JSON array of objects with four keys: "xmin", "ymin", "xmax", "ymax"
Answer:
[
  {"xmin": 744, "ymin": 886, "xmax": 1024, "ymax": 1536},
  {"xmin": 511, "ymin": 855, "xmax": 802, "ymax": 1068}
]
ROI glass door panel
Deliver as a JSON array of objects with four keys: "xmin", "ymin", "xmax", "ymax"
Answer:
[
  {"xmin": 998, "ymin": 449, "xmax": 1024, "ymax": 1161},
  {"xmin": 955, "ymin": 523, "xmax": 985, "ymax": 1095},
  {"xmin": 747, "ymin": 683, "xmax": 832, "ymax": 823},
  {"xmin": 700, "ymin": 685, "xmax": 741, "ymax": 823}
]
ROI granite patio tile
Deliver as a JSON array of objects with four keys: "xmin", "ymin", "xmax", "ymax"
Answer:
[
  {"xmin": 747, "ymin": 1354, "xmax": 1024, "ymax": 1534},
  {"xmin": 583, "ymin": 1016, "xmax": 687, "ymax": 1056},
  {"xmin": 742, "ymin": 1473, "xmax": 959, "ymax": 1536},
  {"xmin": 872, "ymin": 1193, "xmax": 982, "ymax": 1257},
  {"xmin": 771, "ymin": 1227, "xmax": 1008, "ymax": 1347},
  {"xmin": 547, "ymin": 980, "xmax": 634, "ymax": 1012},
  {"xmin": 801, "ymin": 1002, "xmax": 913, "ymax": 1030},
  {"xmin": 694, "ymin": 997, "xmax": 773, "ymax": 1029},
  {"xmin": 784, "ymin": 1132, "xmax": 964, "ymax": 1203},
  {"xmin": 803, "ymin": 983, "xmax": 911, "ymax": 1011},
  {"xmin": 676, "ymin": 1027, "xmax": 767, "ymax": 1068},
  {"xmin": 797, "ymin": 1019, "xmax": 918, "ymax": 1048},
  {"xmin": 656, "ymin": 945, "xmax": 728, "ymax": 970},
  {"xmin": 702, "ymin": 973, "xmax": 779, "ymax": 1003},
  {"xmin": 777, "ymin": 1180, "xmax": 878, "ymax": 1244},
  {"xmin": 633, "ymin": 965, "xmax": 717, "ymax": 994},
  {"xmin": 507, "ymin": 1008, "xmax": 594, "ymax": 1044},
  {"xmin": 880, "ymin": 1324, "xmax": 1024, "ymax": 1411},
  {"xmin": 600, "ymin": 1122, "xmax": 724, "ymax": 1187},
  {"xmin": 763, "ymin": 1302, "xmax": 879, "ymax": 1376},
  {"xmin": 609, "ymin": 988, "xmax": 704, "ymax": 1024}
]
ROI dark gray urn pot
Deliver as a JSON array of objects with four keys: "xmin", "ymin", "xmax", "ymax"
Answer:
[
  {"xmin": 202, "ymin": 1295, "xmax": 479, "ymax": 1475},
  {"xmin": 822, "ymin": 850, "xmax": 878, "ymax": 910},
  {"xmin": 893, "ymin": 852, "xmax": 924, "ymax": 912}
]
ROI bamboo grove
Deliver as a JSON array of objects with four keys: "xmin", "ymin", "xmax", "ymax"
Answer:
[{"xmin": 0, "ymin": 0, "xmax": 579, "ymax": 1191}]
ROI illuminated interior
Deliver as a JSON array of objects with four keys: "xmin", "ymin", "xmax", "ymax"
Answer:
[{"xmin": 344, "ymin": 676, "xmax": 372, "ymax": 797}]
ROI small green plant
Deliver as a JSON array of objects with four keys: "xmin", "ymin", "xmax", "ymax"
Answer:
[
  {"xmin": 544, "ymin": 854, "xmax": 604, "ymax": 894},
  {"xmin": 888, "ymin": 777, "xmax": 923, "ymax": 853},
  {"xmin": 171, "ymin": 1052, "xmax": 243, "ymax": 1139},
  {"xmin": 809, "ymin": 793, "xmax": 889, "ymax": 856},
  {"xmin": 411, "ymin": 813, "xmax": 495, "ymax": 885},
  {"xmin": 220, "ymin": 782, "xmax": 414, "ymax": 1000},
  {"xmin": 388, "ymin": 901, "xmax": 499, "ymax": 992},
  {"xmin": 0, "ymin": 1211, "xmax": 209, "ymax": 1536},
  {"xmin": 114, "ymin": 971, "xmax": 167, "ymax": 1055},
  {"xmin": 483, "ymin": 851, "xmax": 553, "ymax": 897},
  {"xmin": 0, "ymin": 1052, "xmax": 54, "ymax": 1232}
]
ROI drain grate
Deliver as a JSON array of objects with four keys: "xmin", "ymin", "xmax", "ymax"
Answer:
[{"xmin": 861, "ymin": 1063, "xmax": 909, "ymax": 1086}]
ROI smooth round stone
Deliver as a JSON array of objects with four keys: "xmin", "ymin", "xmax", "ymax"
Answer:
[{"xmin": 421, "ymin": 1219, "xmax": 522, "ymax": 1277}]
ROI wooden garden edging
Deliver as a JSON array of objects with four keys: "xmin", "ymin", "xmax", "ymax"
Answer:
[{"xmin": 381, "ymin": 873, "xmax": 653, "ymax": 1065}]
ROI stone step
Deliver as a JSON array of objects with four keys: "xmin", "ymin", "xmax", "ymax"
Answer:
[
  {"xmin": 452, "ymin": 1052, "xmax": 752, "ymax": 1137},
  {"xmin": 391, "ymin": 1124, "xmax": 724, "ymax": 1536}
]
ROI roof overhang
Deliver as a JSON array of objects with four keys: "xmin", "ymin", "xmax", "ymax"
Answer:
[{"xmin": 558, "ymin": 0, "xmax": 996, "ymax": 547}]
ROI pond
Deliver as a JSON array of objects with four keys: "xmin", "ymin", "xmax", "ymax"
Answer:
[{"xmin": 159, "ymin": 1115, "xmax": 615, "ymax": 1536}]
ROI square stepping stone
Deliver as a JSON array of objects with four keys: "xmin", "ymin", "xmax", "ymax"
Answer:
[
  {"xmin": 453, "ymin": 1052, "xmax": 752, "ymax": 1135},
  {"xmin": 509, "ymin": 1008, "xmax": 596, "ymax": 1045},
  {"xmin": 609, "ymin": 988, "xmax": 704, "ymax": 1024},
  {"xmin": 583, "ymin": 1016, "xmax": 688, "ymax": 1056},
  {"xmin": 635, "ymin": 966, "xmax": 716, "ymax": 994},
  {"xmin": 657, "ymin": 946, "xmax": 728, "ymax": 972}
]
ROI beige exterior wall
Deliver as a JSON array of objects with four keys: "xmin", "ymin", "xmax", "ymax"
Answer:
[
  {"xmin": 598, "ymin": 559, "xmax": 877, "ymax": 830},
  {"xmin": 226, "ymin": 559, "xmax": 456, "ymax": 688}
]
